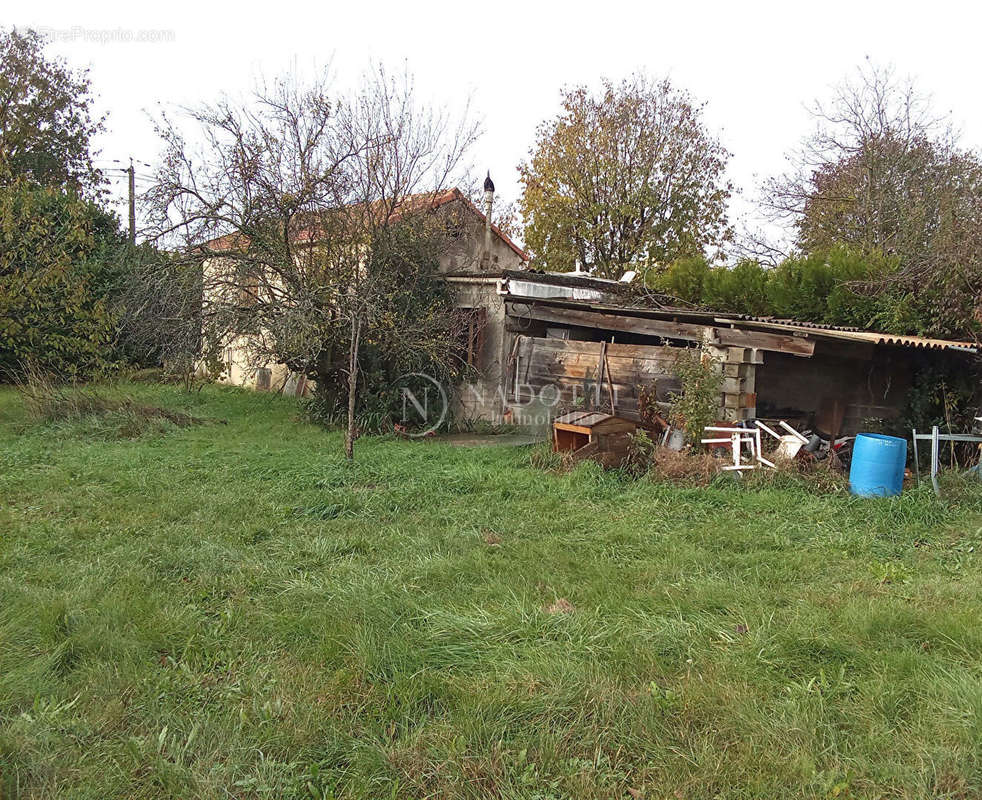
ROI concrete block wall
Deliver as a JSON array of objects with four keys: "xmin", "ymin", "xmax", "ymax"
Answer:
[{"xmin": 709, "ymin": 345, "xmax": 762, "ymax": 422}]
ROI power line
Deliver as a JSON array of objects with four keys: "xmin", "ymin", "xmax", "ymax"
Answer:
[
  {"xmin": 94, "ymin": 158, "xmax": 153, "ymax": 169},
  {"xmin": 100, "ymin": 157, "xmax": 158, "ymax": 243}
]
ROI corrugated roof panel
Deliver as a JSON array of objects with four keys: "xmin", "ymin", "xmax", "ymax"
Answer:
[
  {"xmin": 502, "ymin": 290, "xmax": 978, "ymax": 353},
  {"xmin": 713, "ymin": 318, "xmax": 977, "ymax": 352}
]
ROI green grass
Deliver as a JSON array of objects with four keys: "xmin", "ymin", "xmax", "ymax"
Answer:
[{"xmin": 2, "ymin": 383, "xmax": 982, "ymax": 799}]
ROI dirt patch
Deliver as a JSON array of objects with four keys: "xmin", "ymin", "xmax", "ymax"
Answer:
[
  {"xmin": 482, "ymin": 530, "xmax": 502, "ymax": 546},
  {"xmin": 544, "ymin": 598, "xmax": 574, "ymax": 615}
]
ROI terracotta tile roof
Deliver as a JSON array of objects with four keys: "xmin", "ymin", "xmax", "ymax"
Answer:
[
  {"xmin": 202, "ymin": 187, "xmax": 528, "ymax": 261},
  {"xmin": 199, "ymin": 231, "xmax": 250, "ymax": 253},
  {"xmin": 427, "ymin": 188, "xmax": 529, "ymax": 262}
]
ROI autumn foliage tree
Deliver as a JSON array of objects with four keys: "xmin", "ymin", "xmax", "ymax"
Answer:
[{"xmin": 518, "ymin": 74, "xmax": 732, "ymax": 279}]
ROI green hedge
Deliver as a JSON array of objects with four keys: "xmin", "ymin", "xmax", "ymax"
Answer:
[{"xmin": 652, "ymin": 246, "xmax": 968, "ymax": 339}]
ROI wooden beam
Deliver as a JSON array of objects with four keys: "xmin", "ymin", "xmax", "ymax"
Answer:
[
  {"xmin": 505, "ymin": 302, "xmax": 814, "ymax": 357},
  {"xmin": 528, "ymin": 337, "xmax": 678, "ymax": 362},
  {"xmin": 508, "ymin": 301, "xmax": 705, "ymax": 340},
  {"xmin": 716, "ymin": 328, "xmax": 813, "ymax": 357}
]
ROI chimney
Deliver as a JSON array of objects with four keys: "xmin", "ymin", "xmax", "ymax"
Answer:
[{"xmin": 482, "ymin": 171, "xmax": 494, "ymax": 268}]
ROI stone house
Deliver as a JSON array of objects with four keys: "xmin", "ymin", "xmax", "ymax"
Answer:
[{"xmin": 203, "ymin": 183, "xmax": 528, "ymax": 397}]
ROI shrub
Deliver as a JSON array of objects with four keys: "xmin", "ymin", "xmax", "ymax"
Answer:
[
  {"xmin": 303, "ymin": 379, "xmax": 398, "ymax": 435},
  {"xmin": 0, "ymin": 180, "xmax": 117, "ymax": 378},
  {"xmin": 655, "ymin": 246, "xmax": 914, "ymax": 332},
  {"xmin": 703, "ymin": 259, "xmax": 770, "ymax": 315},
  {"xmin": 668, "ymin": 349, "xmax": 723, "ymax": 447},
  {"xmin": 653, "ymin": 255, "xmax": 711, "ymax": 304},
  {"xmin": 622, "ymin": 429, "xmax": 657, "ymax": 477}
]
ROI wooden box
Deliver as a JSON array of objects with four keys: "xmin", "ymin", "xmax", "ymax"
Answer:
[{"xmin": 553, "ymin": 411, "xmax": 637, "ymax": 467}]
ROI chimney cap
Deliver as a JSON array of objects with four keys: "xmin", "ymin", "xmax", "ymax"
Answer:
[{"xmin": 483, "ymin": 171, "xmax": 495, "ymax": 193}]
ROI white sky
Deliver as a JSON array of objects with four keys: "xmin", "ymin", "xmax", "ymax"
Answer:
[{"xmin": 16, "ymin": 0, "xmax": 982, "ymax": 249}]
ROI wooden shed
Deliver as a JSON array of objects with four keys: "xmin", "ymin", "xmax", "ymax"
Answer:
[
  {"xmin": 553, "ymin": 411, "xmax": 637, "ymax": 466},
  {"xmin": 504, "ymin": 289, "xmax": 978, "ymax": 434}
]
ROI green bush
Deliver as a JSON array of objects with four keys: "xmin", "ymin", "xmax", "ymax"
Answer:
[
  {"xmin": 767, "ymin": 246, "xmax": 893, "ymax": 326},
  {"xmin": 654, "ymin": 254, "xmax": 711, "ymax": 304},
  {"xmin": 703, "ymin": 259, "xmax": 770, "ymax": 316},
  {"xmin": 668, "ymin": 348, "xmax": 723, "ymax": 447},
  {"xmin": 655, "ymin": 245, "xmax": 913, "ymax": 332},
  {"xmin": 0, "ymin": 179, "xmax": 119, "ymax": 378}
]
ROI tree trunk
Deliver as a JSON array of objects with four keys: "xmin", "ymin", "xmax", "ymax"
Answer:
[{"xmin": 344, "ymin": 315, "xmax": 362, "ymax": 461}]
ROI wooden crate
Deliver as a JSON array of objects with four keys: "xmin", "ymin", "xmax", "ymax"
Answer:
[{"xmin": 553, "ymin": 411, "xmax": 637, "ymax": 467}]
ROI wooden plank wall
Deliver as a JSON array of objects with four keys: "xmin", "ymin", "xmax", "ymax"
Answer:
[{"xmin": 511, "ymin": 335, "xmax": 683, "ymax": 421}]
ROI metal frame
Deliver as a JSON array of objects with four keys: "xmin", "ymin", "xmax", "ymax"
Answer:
[{"xmin": 912, "ymin": 425, "xmax": 982, "ymax": 497}]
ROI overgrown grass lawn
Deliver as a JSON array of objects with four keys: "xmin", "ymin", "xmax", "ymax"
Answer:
[{"xmin": 3, "ymin": 384, "xmax": 982, "ymax": 799}]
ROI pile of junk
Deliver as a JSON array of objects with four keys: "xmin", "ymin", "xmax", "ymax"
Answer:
[
  {"xmin": 693, "ymin": 416, "xmax": 982, "ymax": 498},
  {"xmin": 552, "ymin": 407, "xmax": 982, "ymax": 499},
  {"xmin": 549, "ymin": 366, "xmax": 982, "ymax": 494}
]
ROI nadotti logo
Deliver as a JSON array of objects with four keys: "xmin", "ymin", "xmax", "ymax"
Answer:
[{"xmin": 391, "ymin": 373, "xmax": 448, "ymax": 437}]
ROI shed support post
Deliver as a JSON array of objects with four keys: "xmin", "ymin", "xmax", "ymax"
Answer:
[
  {"xmin": 712, "ymin": 344, "xmax": 762, "ymax": 423},
  {"xmin": 911, "ymin": 428, "xmax": 919, "ymax": 486}
]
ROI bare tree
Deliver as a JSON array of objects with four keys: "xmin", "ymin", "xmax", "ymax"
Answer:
[
  {"xmin": 111, "ymin": 248, "xmax": 209, "ymax": 390},
  {"xmin": 765, "ymin": 64, "xmax": 952, "ymax": 252},
  {"xmin": 762, "ymin": 63, "xmax": 982, "ymax": 336},
  {"xmin": 332, "ymin": 68, "xmax": 479, "ymax": 456},
  {"xmin": 147, "ymin": 65, "xmax": 480, "ymax": 458}
]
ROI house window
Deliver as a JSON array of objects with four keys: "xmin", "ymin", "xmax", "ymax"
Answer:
[{"xmin": 455, "ymin": 307, "xmax": 488, "ymax": 369}]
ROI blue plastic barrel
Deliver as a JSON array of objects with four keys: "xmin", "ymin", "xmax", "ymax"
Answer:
[{"xmin": 849, "ymin": 433, "xmax": 907, "ymax": 497}]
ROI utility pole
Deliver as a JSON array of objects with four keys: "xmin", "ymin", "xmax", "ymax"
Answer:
[{"xmin": 127, "ymin": 158, "xmax": 136, "ymax": 245}]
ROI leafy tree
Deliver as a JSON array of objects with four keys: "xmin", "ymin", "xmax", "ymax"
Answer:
[
  {"xmin": 518, "ymin": 74, "xmax": 732, "ymax": 279},
  {"xmin": 0, "ymin": 28, "xmax": 104, "ymax": 193},
  {"xmin": 0, "ymin": 179, "xmax": 115, "ymax": 377}
]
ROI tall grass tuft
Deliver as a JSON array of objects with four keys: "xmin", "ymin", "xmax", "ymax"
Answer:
[{"xmin": 14, "ymin": 363, "xmax": 201, "ymax": 436}]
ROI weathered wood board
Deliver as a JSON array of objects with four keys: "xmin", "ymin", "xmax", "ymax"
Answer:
[
  {"xmin": 505, "ymin": 301, "xmax": 815, "ymax": 357},
  {"xmin": 510, "ymin": 335, "xmax": 682, "ymax": 422}
]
